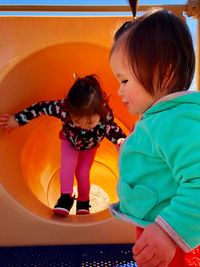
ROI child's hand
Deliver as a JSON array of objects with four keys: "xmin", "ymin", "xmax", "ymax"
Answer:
[
  {"xmin": 0, "ymin": 114, "xmax": 19, "ymax": 129},
  {"xmin": 133, "ymin": 223, "xmax": 177, "ymax": 267},
  {"xmin": 116, "ymin": 138, "xmax": 125, "ymax": 151}
]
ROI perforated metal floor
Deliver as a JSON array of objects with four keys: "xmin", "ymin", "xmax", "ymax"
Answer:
[{"xmin": 0, "ymin": 244, "xmax": 137, "ymax": 267}]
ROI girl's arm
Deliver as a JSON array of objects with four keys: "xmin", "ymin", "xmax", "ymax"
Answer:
[
  {"xmin": 155, "ymin": 112, "xmax": 200, "ymax": 252},
  {"xmin": 105, "ymin": 110, "xmax": 127, "ymax": 144},
  {"xmin": 14, "ymin": 99, "xmax": 64, "ymax": 126}
]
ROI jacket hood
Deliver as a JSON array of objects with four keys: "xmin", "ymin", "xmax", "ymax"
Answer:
[{"xmin": 143, "ymin": 91, "xmax": 200, "ymax": 118}]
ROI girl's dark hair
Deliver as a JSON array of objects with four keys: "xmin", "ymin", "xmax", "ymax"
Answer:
[
  {"xmin": 112, "ymin": 9, "xmax": 195, "ymax": 95},
  {"xmin": 64, "ymin": 75, "xmax": 109, "ymax": 119},
  {"xmin": 114, "ymin": 0, "xmax": 138, "ymax": 41},
  {"xmin": 114, "ymin": 20, "xmax": 134, "ymax": 42}
]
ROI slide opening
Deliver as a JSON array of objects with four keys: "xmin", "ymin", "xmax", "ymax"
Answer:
[
  {"xmin": 20, "ymin": 116, "xmax": 127, "ymax": 214},
  {"xmin": 0, "ymin": 37, "xmax": 138, "ymax": 222}
]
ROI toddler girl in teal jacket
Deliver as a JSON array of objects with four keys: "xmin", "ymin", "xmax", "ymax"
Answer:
[{"xmin": 110, "ymin": 8, "xmax": 200, "ymax": 267}]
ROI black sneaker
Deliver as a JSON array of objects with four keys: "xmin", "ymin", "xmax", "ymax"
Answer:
[
  {"xmin": 76, "ymin": 200, "xmax": 91, "ymax": 215},
  {"xmin": 53, "ymin": 194, "xmax": 75, "ymax": 216}
]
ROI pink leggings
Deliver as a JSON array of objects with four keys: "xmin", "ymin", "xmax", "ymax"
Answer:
[{"xmin": 60, "ymin": 139, "xmax": 97, "ymax": 201}]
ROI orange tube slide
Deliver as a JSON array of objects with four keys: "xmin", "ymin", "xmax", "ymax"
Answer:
[{"xmin": 0, "ymin": 16, "xmax": 138, "ymax": 246}]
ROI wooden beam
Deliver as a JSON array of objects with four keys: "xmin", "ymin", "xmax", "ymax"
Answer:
[{"xmin": 0, "ymin": 4, "xmax": 187, "ymax": 13}]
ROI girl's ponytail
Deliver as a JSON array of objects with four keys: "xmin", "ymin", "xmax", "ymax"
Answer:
[{"xmin": 128, "ymin": 0, "xmax": 139, "ymax": 18}]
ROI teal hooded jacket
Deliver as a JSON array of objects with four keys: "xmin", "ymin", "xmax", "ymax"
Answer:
[{"xmin": 110, "ymin": 91, "xmax": 200, "ymax": 252}]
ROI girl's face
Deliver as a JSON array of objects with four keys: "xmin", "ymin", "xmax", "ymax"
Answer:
[
  {"xmin": 70, "ymin": 114, "xmax": 100, "ymax": 130},
  {"xmin": 110, "ymin": 49, "xmax": 157, "ymax": 115}
]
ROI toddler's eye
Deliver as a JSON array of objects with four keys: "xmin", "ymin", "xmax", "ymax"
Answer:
[{"xmin": 121, "ymin": 80, "xmax": 128, "ymax": 84}]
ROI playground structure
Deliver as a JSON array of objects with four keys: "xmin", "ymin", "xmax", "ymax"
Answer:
[{"xmin": 0, "ymin": 2, "xmax": 200, "ymax": 247}]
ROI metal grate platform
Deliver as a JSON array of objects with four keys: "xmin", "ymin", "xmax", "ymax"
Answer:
[{"xmin": 0, "ymin": 244, "xmax": 137, "ymax": 267}]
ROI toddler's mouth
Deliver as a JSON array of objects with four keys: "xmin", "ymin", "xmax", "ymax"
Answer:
[{"xmin": 122, "ymin": 100, "xmax": 129, "ymax": 107}]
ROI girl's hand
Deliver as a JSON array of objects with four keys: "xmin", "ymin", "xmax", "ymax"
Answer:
[
  {"xmin": 0, "ymin": 114, "xmax": 19, "ymax": 129},
  {"xmin": 133, "ymin": 223, "xmax": 177, "ymax": 267},
  {"xmin": 116, "ymin": 138, "xmax": 125, "ymax": 151}
]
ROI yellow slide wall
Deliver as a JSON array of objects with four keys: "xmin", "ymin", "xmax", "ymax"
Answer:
[{"xmin": 0, "ymin": 16, "xmax": 138, "ymax": 246}]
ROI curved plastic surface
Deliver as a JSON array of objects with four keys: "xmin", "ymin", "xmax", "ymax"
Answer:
[{"xmin": 0, "ymin": 16, "xmax": 138, "ymax": 246}]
